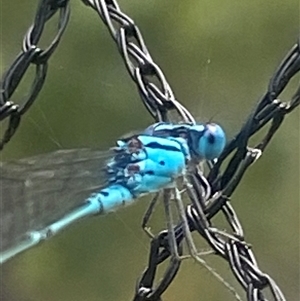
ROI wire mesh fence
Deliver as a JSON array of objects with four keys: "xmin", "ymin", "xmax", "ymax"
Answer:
[{"xmin": 1, "ymin": 1, "xmax": 299, "ymax": 301}]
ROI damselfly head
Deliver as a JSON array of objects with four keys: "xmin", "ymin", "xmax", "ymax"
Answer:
[{"xmin": 195, "ymin": 123, "xmax": 226, "ymax": 161}]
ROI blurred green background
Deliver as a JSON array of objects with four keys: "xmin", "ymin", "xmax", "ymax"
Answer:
[{"xmin": 0, "ymin": 0, "xmax": 299, "ymax": 301}]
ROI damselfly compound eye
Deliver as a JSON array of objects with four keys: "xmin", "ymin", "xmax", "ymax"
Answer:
[{"xmin": 197, "ymin": 123, "xmax": 226, "ymax": 160}]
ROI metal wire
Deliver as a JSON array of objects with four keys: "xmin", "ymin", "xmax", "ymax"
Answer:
[
  {"xmin": 0, "ymin": 1, "xmax": 299, "ymax": 301},
  {"xmin": 131, "ymin": 42, "xmax": 300, "ymax": 301},
  {"xmin": 81, "ymin": 0, "xmax": 196, "ymax": 124},
  {"xmin": 0, "ymin": 0, "xmax": 70, "ymax": 150}
]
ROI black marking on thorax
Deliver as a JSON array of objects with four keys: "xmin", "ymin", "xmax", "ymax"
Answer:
[{"xmin": 145, "ymin": 141, "xmax": 181, "ymax": 153}]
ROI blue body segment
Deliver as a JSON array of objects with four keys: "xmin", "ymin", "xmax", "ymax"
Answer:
[
  {"xmin": 0, "ymin": 122, "xmax": 226, "ymax": 264},
  {"xmin": 110, "ymin": 135, "xmax": 187, "ymax": 193}
]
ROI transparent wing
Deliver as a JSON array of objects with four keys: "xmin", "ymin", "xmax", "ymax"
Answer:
[{"xmin": 0, "ymin": 148, "xmax": 112, "ymax": 252}]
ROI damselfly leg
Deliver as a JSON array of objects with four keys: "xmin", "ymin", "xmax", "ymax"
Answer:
[
  {"xmin": 142, "ymin": 192, "xmax": 161, "ymax": 239},
  {"xmin": 180, "ymin": 175, "xmax": 243, "ymax": 301}
]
